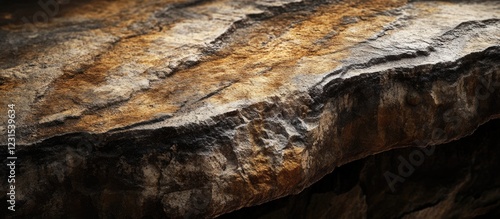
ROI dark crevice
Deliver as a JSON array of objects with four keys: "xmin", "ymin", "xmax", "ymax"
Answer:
[{"xmin": 192, "ymin": 81, "xmax": 238, "ymax": 105}]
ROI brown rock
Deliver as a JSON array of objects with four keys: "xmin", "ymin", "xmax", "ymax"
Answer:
[{"xmin": 0, "ymin": 0, "xmax": 499, "ymax": 218}]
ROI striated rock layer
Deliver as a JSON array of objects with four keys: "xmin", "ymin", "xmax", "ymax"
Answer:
[{"xmin": 0, "ymin": 0, "xmax": 499, "ymax": 218}]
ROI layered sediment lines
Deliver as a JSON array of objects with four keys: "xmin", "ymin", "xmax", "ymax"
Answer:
[{"xmin": 0, "ymin": 0, "xmax": 499, "ymax": 217}]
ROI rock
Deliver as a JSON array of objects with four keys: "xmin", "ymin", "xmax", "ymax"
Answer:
[
  {"xmin": 0, "ymin": 0, "xmax": 499, "ymax": 218},
  {"xmin": 220, "ymin": 119, "xmax": 500, "ymax": 219}
]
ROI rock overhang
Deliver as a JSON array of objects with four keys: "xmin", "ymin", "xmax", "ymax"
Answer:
[{"xmin": 0, "ymin": 0, "xmax": 499, "ymax": 218}]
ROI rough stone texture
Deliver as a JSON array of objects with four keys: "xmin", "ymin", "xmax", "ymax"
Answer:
[
  {"xmin": 0, "ymin": 0, "xmax": 499, "ymax": 218},
  {"xmin": 219, "ymin": 118, "xmax": 500, "ymax": 219}
]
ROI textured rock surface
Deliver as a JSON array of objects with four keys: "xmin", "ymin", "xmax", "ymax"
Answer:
[
  {"xmin": 220, "ymin": 119, "xmax": 500, "ymax": 219},
  {"xmin": 0, "ymin": 0, "xmax": 499, "ymax": 218}
]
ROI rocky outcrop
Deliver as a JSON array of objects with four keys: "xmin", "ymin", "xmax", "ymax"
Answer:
[
  {"xmin": 220, "ymin": 118, "xmax": 500, "ymax": 219},
  {"xmin": 0, "ymin": 0, "xmax": 499, "ymax": 218}
]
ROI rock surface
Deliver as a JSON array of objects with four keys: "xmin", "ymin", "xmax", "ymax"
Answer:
[
  {"xmin": 0, "ymin": 0, "xmax": 499, "ymax": 218},
  {"xmin": 220, "ymin": 119, "xmax": 500, "ymax": 219}
]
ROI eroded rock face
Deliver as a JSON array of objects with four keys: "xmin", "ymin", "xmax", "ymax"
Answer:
[
  {"xmin": 0, "ymin": 0, "xmax": 499, "ymax": 218},
  {"xmin": 219, "ymin": 119, "xmax": 500, "ymax": 219}
]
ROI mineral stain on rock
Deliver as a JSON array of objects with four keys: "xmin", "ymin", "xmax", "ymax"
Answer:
[{"xmin": 0, "ymin": 0, "xmax": 499, "ymax": 218}]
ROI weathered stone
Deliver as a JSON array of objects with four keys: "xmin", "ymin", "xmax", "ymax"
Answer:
[
  {"xmin": 0, "ymin": 0, "xmax": 499, "ymax": 218},
  {"xmin": 220, "ymin": 119, "xmax": 500, "ymax": 219}
]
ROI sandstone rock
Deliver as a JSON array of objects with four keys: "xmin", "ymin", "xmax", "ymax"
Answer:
[
  {"xmin": 220, "ymin": 119, "xmax": 500, "ymax": 219},
  {"xmin": 0, "ymin": 0, "xmax": 499, "ymax": 218}
]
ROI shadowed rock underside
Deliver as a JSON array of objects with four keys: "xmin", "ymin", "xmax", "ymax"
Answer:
[{"xmin": 0, "ymin": 0, "xmax": 499, "ymax": 218}]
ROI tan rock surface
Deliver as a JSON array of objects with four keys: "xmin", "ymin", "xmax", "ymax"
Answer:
[{"xmin": 0, "ymin": 0, "xmax": 499, "ymax": 218}]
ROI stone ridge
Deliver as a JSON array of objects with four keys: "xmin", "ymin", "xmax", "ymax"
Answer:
[
  {"xmin": 219, "ymin": 119, "xmax": 500, "ymax": 218},
  {"xmin": 0, "ymin": 0, "xmax": 499, "ymax": 218}
]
